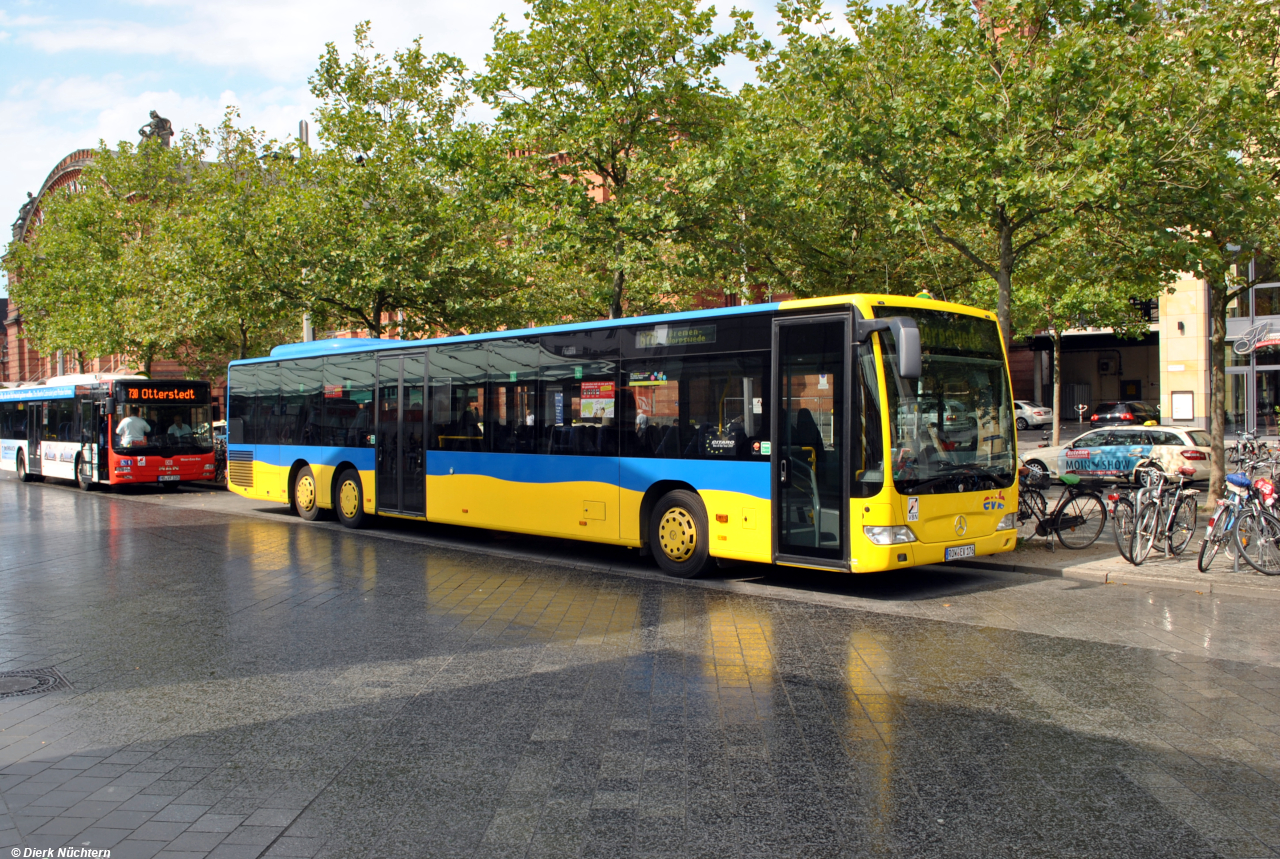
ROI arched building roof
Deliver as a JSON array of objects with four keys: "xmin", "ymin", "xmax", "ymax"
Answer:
[{"xmin": 10, "ymin": 148, "xmax": 98, "ymax": 244}]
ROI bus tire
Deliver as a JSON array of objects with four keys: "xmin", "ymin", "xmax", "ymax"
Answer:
[
  {"xmin": 294, "ymin": 465, "xmax": 325, "ymax": 522},
  {"xmin": 649, "ymin": 490, "xmax": 712, "ymax": 579},
  {"xmin": 17, "ymin": 452, "xmax": 35, "ymax": 483},
  {"xmin": 76, "ymin": 455, "xmax": 95, "ymax": 491},
  {"xmin": 334, "ymin": 468, "xmax": 368, "ymax": 529}
]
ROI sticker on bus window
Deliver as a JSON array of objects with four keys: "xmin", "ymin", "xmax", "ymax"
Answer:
[
  {"xmin": 760, "ymin": 441, "xmax": 771, "ymax": 456},
  {"xmin": 907, "ymin": 497, "xmax": 919, "ymax": 521},
  {"xmin": 580, "ymin": 382, "xmax": 615, "ymax": 419},
  {"xmin": 752, "ymin": 397, "xmax": 763, "ymax": 414},
  {"xmin": 629, "ymin": 371, "xmax": 668, "ymax": 386}
]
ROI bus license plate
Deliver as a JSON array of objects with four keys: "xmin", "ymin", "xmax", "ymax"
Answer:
[
  {"xmin": 158, "ymin": 475, "xmax": 180, "ymax": 482},
  {"xmin": 945, "ymin": 544, "xmax": 975, "ymax": 561}
]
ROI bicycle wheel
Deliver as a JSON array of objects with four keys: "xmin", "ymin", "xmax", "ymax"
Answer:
[
  {"xmin": 1168, "ymin": 496, "xmax": 1199, "ymax": 556},
  {"xmin": 1113, "ymin": 498, "xmax": 1136, "ymax": 563},
  {"xmin": 1055, "ymin": 492, "xmax": 1107, "ymax": 549},
  {"xmin": 1236, "ymin": 509, "xmax": 1280, "ymax": 576},
  {"xmin": 1197, "ymin": 510, "xmax": 1228, "ymax": 573},
  {"xmin": 1130, "ymin": 501, "xmax": 1161, "ymax": 565}
]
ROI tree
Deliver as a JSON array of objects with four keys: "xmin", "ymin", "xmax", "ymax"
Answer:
[
  {"xmin": 169, "ymin": 115, "xmax": 305, "ymax": 376},
  {"xmin": 1116, "ymin": 0, "xmax": 1280, "ymax": 499},
  {"xmin": 270, "ymin": 25, "xmax": 525, "ymax": 339},
  {"xmin": 474, "ymin": 0, "xmax": 746, "ymax": 319},
  {"xmin": 7, "ymin": 138, "xmax": 198, "ymax": 375},
  {"xmin": 763, "ymin": 0, "xmax": 1173, "ymax": 347},
  {"xmin": 1007, "ymin": 222, "xmax": 1165, "ymax": 445}
]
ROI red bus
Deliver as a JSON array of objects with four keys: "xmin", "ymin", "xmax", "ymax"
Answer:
[{"xmin": 0, "ymin": 374, "xmax": 216, "ymax": 488}]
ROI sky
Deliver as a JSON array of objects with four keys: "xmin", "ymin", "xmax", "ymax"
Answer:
[{"xmin": 0, "ymin": 0, "xmax": 853, "ymax": 297}]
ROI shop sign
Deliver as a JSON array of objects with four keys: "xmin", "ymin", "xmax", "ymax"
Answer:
[{"xmin": 1234, "ymin": 322, "xmax": 1280, "ymax": 355}]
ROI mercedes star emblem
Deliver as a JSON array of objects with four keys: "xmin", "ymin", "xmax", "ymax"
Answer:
[{"xmin": 954, "ymin": 515, "xmax": 968, "ymax": 537}]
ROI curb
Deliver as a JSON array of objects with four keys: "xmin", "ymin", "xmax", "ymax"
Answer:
[{"xmin": 948, "ymin": 557, "xmax": 1280, "ymax": 599}]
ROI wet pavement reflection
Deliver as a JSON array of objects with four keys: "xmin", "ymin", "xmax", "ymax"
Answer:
[{"xmin": 3, "ymin": 479, "xmax": 1280, "ymax": 857}]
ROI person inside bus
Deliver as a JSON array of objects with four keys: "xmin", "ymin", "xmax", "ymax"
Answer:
[
  {"xmin": 168, "ymin": 414, "xmax": 193, "ymax": 439},
  {"xmin": 116, "ymin": 407, "xmax": 151, "ymax": 447}
]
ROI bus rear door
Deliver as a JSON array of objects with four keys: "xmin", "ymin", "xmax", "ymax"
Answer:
[
  {"xmin": 773, "ymin": 315, "xmax": 849, "ymax": 569},
  {"xmin": 26, "ymin": 403, "xmax": 42, "ymax": 477},
  {"xmin": 375, "ymin": 352, "xmax": 426, "ymax": 516}
]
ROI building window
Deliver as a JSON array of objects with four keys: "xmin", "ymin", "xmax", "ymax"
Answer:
[{"xmin": 1254, "ymin": 285, "xmax": 1280, "ymax": 318}]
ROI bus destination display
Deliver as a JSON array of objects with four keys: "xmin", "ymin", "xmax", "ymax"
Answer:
[{"xmin": 123, "ymin": 385, "xmax": 204, "ymax": 402}]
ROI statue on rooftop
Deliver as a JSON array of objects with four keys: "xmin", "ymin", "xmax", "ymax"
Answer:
[
  {"xmin": 138, "ymin": 110, "xmax": 174, "ymax": 147},
  {"xmin": 12, "ymin": 191, "xmax": 36, "ymax": 231}
]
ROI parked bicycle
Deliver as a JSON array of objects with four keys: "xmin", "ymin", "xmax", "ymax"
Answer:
[
  {"xmin": 1235, "ymin": 475, "xmax": 1280, "ymax": 575},
  {"xmin": 1109, "ymin": 459, "xmax": 1163, "ymax": 564},
  {"xmin": 1129, "ymin": 465, "xmax": 1199, "ymax": 565},
  {"xmin": 1198, "ymin": 472, "xmax": 1252, "ymax": 572},
  {"xmin": 1017, "ymin": 469, "xmax": 1108, "ymax": 549}
]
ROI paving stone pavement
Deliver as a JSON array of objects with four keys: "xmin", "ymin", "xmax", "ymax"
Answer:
[{"xmin": 6, "ymin": 479, "xmax": 1280, "ymax": 857}]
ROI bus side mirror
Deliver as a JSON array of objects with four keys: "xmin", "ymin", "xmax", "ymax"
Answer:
[
  {"xmin": 856, "ymin": 316, "xmax": 921, "ymax": 380},
  {"xmin": 104, "ymin": 398, "xmax": 115, "ymax": 416}
]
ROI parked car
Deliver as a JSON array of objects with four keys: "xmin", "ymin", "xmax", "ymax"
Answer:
[
  {"xmin": 1089, "ymin": 400, "xmax": 1159, "ymax": 428},
  {"xmin": 1013, "ymin": 400, "xmax": 1052, "ymax": 431},
  {"xmin": 1019, "ymin": 425, "xmax": 1211, "ymax": 483}
]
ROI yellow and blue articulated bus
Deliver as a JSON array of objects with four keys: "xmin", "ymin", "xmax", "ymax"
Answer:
[{"xmin": 225, "ymin": 294, "xmax": 1018, "ymax": 577}]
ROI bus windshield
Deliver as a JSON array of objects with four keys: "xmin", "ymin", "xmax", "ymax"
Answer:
[
  {"xmin": 877, "ymin": 307, "xmax": 1016, "ymax": 494},
  {"xmin": 113, "ymin": 404, "xmax": 214, "ymax": 455}
]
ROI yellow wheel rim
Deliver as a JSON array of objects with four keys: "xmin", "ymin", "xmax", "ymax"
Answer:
[
  {"xmin": 297, "ymin": 474, "xmax": 316, "ymax": 511},
  {"xmin": 339, "ymin": 479, "xmax": 360, "ymax": 519},
  {"xmin": 658, "ymin": 507, "xmax": 697, "ymax": 562}
]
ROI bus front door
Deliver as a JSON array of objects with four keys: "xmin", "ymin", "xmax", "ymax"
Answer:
[
  {"xmin": 773, "ymin": 316, "xmax": 848, "ymax": 569},
  {"xmin": 375, "ymin": 353, "xmax": 426, "ymax": 516}
]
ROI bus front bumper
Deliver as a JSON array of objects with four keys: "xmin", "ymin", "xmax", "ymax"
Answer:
[{"xmin": 851, "ymin": 529, "xmax": 1017, "ymax": 572}]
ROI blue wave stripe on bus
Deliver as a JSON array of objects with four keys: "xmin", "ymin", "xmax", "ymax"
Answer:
[
  {"xmin": 426, "ymin": 451, "xmax": 770, "ymax": 499},
  {"xmin": 228, "ymin": 444, "xmax": 376, "ymax": 471},
  {"xmin": 230, "ymin": 444, "xmax": 771, "ymax": 498}
]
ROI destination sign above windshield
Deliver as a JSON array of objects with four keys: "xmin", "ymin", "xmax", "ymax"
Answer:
[{"xmin": 120, "ymin": 384, "xmax": 208, "ymax": 403}]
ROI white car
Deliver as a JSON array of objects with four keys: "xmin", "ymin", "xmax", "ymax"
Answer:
[
  {"xmin": 1019, "ymin": 425, "xmax": 1212, "ymax": 483},
  {"xmin": 1014, "ymin": 400, "xmax": 1052, "ymax": 431}
]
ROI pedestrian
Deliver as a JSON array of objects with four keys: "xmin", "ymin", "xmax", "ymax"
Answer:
[{"xmin": 116, "ymin": 407, "xmax": 151, "ymax": 447}]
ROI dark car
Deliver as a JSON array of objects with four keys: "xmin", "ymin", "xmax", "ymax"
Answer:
[{"xmin": 1089, "ymin": 401, "xmax": 1158, "ymax": 428}]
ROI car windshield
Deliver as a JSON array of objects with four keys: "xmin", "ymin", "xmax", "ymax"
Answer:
[
  {"xmin": 1188, "ymin": 430, "xmax": 1211, "ymax": 446},
  {"xmin": 113, "ymin": 405, "xmax": 214, "ymax": 454},
  {"xmin": 1097, "ymin": 403, "xmax": 1119, "ymax": 413},
  {"xmin": 879, "ymin": 308, "xmax": 1016, "ymax": 494}
]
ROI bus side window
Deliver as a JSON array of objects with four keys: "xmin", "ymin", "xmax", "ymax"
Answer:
[
  {"xmin": 619, "ymin": 352, "xmax": 769, "ymax": 460},
  {"xmin": 324, "ymin": 354, "xmax": 376, "ymax": 448},
  {"xmin": 229, "ymin": 364, "xmax": 259, "ymax": 445},
  {"xmin": 428, "ymin": 342, "xmax": 487, "ymax": 452}
]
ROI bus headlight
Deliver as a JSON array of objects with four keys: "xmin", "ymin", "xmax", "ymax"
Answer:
[
  {"xmin": 863, "ymin": 525, "xmax": 917, "ymax": 545},
  {"xmin": 997, "ymin": 512, "xmax": 1016, "ymax": 531}
]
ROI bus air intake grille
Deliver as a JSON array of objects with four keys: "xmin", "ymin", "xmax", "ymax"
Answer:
[
  {"xmin": 227, "ymin": 450, "xmax": 254, "ymax": 461},
  {"xmin": 228, "ymin": 461, "xmax": 254, "ymax": 487},
  {"xmin": 0, "ymin": 667, "xmax": 71, "ymax": 699}
]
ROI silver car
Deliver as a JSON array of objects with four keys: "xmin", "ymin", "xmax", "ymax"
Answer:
[{"xmin": 1014, "ymin": 400, "xmax": 1052, "ymax": 431}]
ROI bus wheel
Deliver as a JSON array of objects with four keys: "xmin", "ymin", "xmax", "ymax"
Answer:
[
  {"xmin": 294, "ymin": 466, "xmax": 325, "ymax": 522},
  {"xmin": 16, "ymin": 452, "xmax": 36, "ymax": 483},
  {"xmin": 649, "ymin": 490, "xmax": 711, "ymax": 578},
  {"xmin": 334, "ymin": 468, "xmax": 368, "ymax": 529},
  {"xmin": 76, "ymin": 455, "xmax": 95, "ymax": 491}
]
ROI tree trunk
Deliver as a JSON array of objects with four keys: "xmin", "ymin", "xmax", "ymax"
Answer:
[
  {"xmin": 610, "ymin": 268, "xmax": 625, "ymax": 320},
  {"xmin": 1208, "ymin": 283, "xmax": 1227, "ymax": 504},
  {"xmin": 238, "ymin": 320, "xmax": 249, "ymax": 361},
  {"xmin": 996, "ymin": 223, "xmax": 1013, "ymax": 348},
  {"xmin": 1051, "ymin": 330, "xmax": 1062, "ymax": 448}
]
